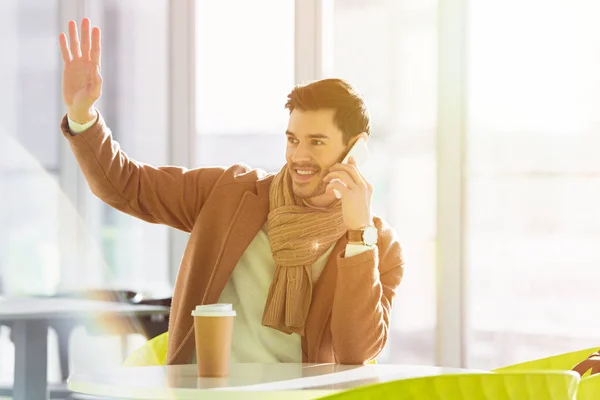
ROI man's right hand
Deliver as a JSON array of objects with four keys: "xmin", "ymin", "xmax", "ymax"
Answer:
[{"xmin": 59, "ymin": 18, "xmax": 102, "ymax": 124}]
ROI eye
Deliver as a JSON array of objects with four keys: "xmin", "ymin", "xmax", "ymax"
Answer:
[
  {"xmin": 312, "ymin": 140, "xmax": 324, "ymax": 145},
  {"xmin": 287, "ymin": 137, "xmax": 299, "ymax": 144}
]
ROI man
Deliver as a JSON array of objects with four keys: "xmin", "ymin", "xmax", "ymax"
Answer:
[{"xmin": 58, "ymin": 18, "xmax": 403, "ymax": 364}]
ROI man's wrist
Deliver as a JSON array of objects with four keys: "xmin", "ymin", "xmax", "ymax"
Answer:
[
  {"xmin": 346, "ymin": 214, "xmax": 373, "ymax": 231},
  {"xmin": 67, "ymin": 107, "xmax": 97, "ymax": 125},
  {"xmin": 346, "ymin": 222, "xmax": 369, "ymax": 231},
  {"xmin": 346, "ymin": 225, "xmax": 378, "ymax": 247}
]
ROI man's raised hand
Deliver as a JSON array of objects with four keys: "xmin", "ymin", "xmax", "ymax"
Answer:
[{"xmin": 59, "ymin": 18, "xmax": 102, "ymax": 123}]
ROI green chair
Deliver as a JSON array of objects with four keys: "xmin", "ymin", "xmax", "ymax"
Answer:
[
  {"xmin": 492, "ymin": 347, "xmax": 600, "ymax": 400},
  {"xmin": 577, "ymin": 373, "xmax": 600, "ymax": 400},
  {"xmin": 573, "ymin": 351, "xmax": 600, "ymax": 400},
  {"xmin": 492, "ymin": 347, "xmax": 599, "ymax": 374},
  {"xmin": 317, "ymin": 371, "xmax": 580, "ymax": 400},
  {"xmin": 123, "ymin": 331, "xmax": 169, "ymax": 366}
]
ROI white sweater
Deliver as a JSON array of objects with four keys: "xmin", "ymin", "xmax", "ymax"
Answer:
[{"xmin": 218, "ymin": 223, "xmax": 333, "ymax": 362}]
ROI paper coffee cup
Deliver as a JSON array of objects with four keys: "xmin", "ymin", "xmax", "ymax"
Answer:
[
  {"xmin": 191, "ymin": 304, "xmax": 237, "ymax": 317},
  {"xmin": 191, "ymin": 304, "xmax": 236, "ymax": 377}
]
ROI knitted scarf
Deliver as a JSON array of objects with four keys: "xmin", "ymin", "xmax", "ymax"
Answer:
[{"xmin": 261, "ymin": 165, "xmax": 347, "ymax": 335}]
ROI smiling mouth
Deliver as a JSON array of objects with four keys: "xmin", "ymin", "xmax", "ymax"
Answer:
[
  {"xmin": 295, "ymin": 169, "xmax": 317, "ymax": 176},
  {"xmin": 292, "ymin": 168, "xmax": 319, "ymax": 183}
]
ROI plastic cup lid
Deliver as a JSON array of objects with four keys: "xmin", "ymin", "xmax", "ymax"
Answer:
[{"xmin": 191, "ymin": 303, "xmax": 236, "ymax": 317}]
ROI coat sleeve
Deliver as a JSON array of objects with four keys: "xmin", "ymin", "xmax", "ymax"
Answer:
[
  {"xmin": 330, "ymin": 220, "xmax": 404, "ymax": 364},
  {"xmin": 61, "ymin": 112, "xmax": 225, "ymax": 232}
]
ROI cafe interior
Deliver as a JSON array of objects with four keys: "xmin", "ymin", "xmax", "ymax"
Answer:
[{"xmin": 1, "ymin": 0, "xmax": 600, "ymax": 399}]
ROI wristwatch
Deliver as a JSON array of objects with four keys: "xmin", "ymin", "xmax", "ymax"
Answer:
[{"xmin": 346, "ymin": 225, "xmax": 378, "ymax": 246}]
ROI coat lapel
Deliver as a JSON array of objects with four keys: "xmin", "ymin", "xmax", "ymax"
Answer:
[
  {"xmin": 175, "ymin": 175, "xmax": 273, "ymax": 363},
  {"xmin": 304, "ymin": 236, "xmax": 348, "ymax": 361},
  {"xmin": 204, "ymin": 187, "xmax": 270, "ymax": 302}
]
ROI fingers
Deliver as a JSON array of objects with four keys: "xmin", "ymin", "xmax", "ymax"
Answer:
[
  {"xmin": 326, "ymin": 180, "xmax": 350, "ymax": 198},
  {"xmin": 80, "ymin": 18, "xmax": 91, "ymax": 59},
  {"xmin": 58, "ymin": 33, "xmax": 72, "ymax": 63},
  {"xmin": 61, "ymin": 18, "xmax": 100, "ymax": 64},
  {"xmin": 324, "ymin": 171, "xmax": 358, "ymax": 190},
  {"xmin": 68, "ymin": 20, "xmax": 81, "ymax": 58},
  {"xmin": 91, "ymin": 27, "xmax": 102, "ymax": 66},
  {"xmin": 329, "ymin": 159, "xmax": 366, "ymax": 187}
]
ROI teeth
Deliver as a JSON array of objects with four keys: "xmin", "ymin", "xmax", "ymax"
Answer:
[{"xmin": 296, "ymin": 170, "xmax": 315, "ymax": 176}]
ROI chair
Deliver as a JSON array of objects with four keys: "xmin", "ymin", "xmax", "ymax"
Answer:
[
  {"xmin": 492, "ymin": 348, "xmax": 600, "ymax": 400},
  {"xmin": 316, "ymin": 371, "xmax": 580, "ymax": 400},
  {"xmin": 493, "ymin": 347, "xmax": 600, "ymax": 375},
  {"xmin": 123, "ymin": 331, "xmax": 169, "ymax": 367},
  {"xmin": 577, "ymin": 373, "xmax": 600, "ymax": 400}
]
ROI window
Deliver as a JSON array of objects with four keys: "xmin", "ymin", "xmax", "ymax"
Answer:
[
  {"xmin": 194, "ymin": 0, "xmax": 438, "ymax": 364},
  {"xmin": 0, "ymin": 0, "xmax": 67, "ymax": 385},
  {"xmin": 195, "ymin": 0, "xmax": 294, "ymax": 172},
  {"xmin": 332, "ymin": 0, "xmax": 438, "ymax": 364},
  {"xmin": 466, "ymin": 0, "xmax": 600, "ymax": 368},
  {"xmin": 0, "ymin": 0, "xmax": 172, "ymax": 297},
  {"xmin": 83, "ymin": 0, "xmax": 171, "ymax": 296},
  {"xmin": 0, "ymin": 0, "xmax": 62, "ymax": 297},
  {"xmin": 0, "ymin": 0, "xmax": 172, "ymax": 384}
]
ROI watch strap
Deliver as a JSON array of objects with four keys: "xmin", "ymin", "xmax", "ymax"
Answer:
[{"xmin": 346, "ymin": 229, "xmax": 364, "ymax": 244}]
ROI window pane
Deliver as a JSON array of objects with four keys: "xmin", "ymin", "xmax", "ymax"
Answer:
[
  {"xmin": 333, "ymin": 0, "xmax": 438, "ymax": 365},
  {"xmin": 0, "ymin": 0, "xmax": 170, "ymax": 385},
  {"xmin": 85, "ymin": 0, "xmax": 171, "ymax": 296},
  {"xmin": 466, "ymin": 0, "xmax": 600, "ymax": 368},
  {"xmin": 0, "ymin": 0, "xmax": 64, "ymax": 385},
  {"xmin": 0, "ymin": 0, "xmax": 61, "ymax": 295},
  {"xmin": 195, "ymin": 0, "xmax": 294, "ymax": 171}
]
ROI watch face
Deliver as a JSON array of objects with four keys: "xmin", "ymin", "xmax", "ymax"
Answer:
[{"xmin": 363, "ymin": 226, "xmax": 378, "ymax": 246}]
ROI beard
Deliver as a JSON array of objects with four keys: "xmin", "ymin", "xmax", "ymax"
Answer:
[
  {"xmin": 293, "ymin": 175, "xmax": 329, "ymax": 199},
  {"xmin": 289, "ymin": 151, "xmax": 347, "ymax": 202}
]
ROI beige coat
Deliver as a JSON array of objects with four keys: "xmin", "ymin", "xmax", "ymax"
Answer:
[{"xmin": 61, "ymin": 113, "xmax": 404, "ymax": 364}]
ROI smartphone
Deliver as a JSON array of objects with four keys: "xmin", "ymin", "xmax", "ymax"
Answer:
[
  {"xmin": 341, "ymin": 137, "xmax": 370, "ymax": 166},
  {"xmin": 333, "ymin": 137, "xmax": 370, "ymax": 198}
]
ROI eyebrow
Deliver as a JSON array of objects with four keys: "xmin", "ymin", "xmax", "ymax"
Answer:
[{"xmin": 285, "ymin": 130, "xmax": 330, "ymax": 140}]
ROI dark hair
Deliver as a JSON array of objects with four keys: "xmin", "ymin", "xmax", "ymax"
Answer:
[{"xmin": 285, "ymin": 78, "xmax": 370, "ymax": 144}]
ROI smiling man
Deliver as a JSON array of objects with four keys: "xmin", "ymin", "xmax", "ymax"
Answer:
[{"xmin": 58, "ymin": 18, "xmax": 404, "ymax": 364}]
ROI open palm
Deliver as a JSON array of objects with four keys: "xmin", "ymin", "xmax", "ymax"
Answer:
[{"xmin": 59, "ymin": 18, "xmax": 102, "ymax": 120}]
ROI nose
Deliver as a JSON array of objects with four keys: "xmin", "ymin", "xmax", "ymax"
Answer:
[{"xmin": 291, "ymin": 142, "xmax": 312, "ymax": 163}]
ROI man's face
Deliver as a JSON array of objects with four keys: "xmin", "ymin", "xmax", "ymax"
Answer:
[{"xmin": 285, "ymin": 109, "xmax": 347, "ymax": 204}]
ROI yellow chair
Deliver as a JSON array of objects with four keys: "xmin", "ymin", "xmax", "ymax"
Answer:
[
  {"xmin": 493, "ymin": 347, "xmax": 599, "ymax": 375},
  {"xmin": 577, "ymin": 373, "xmax": 600, "ymax": 400},
  {"xmin": 123, "ymin": 331, "xmax": 169, "ymax": 366},
  {"xmin": 492, "ymin": 347, "xmax": 600, "ymax": 400},
  {"xmin": 316, "ymin": 371, "xmax": 580, "ymax": 400}
]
